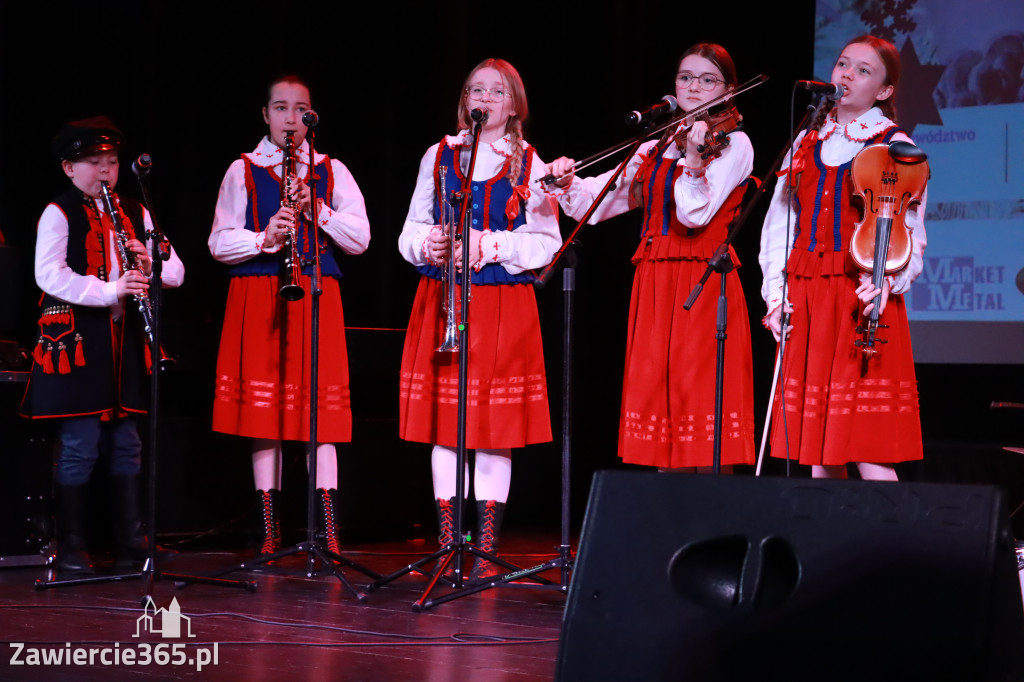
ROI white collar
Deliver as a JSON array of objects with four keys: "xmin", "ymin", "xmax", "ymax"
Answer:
[
  {"xmin": 244, "ymin": 136, "xmax": 325, "ymax": 168},
  {"xmin": 445, "ymin": 130, "xmax": 522, "ymax": 157},
  {"xmin": 820, "ymin": 107, "xmax": 894, "ymax": 143}
]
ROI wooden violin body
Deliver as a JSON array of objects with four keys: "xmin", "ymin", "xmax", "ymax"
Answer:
[
  {"xmin": 849, "ymin": 140, "xmax": 929, "ymax": 373},
  {"xmin": 849, "ymin": 141, "xmax": 928, "ymax": 275},
  {"xmin": 673, "ymin": 102, "xmax": 743, "ymax": 161}
]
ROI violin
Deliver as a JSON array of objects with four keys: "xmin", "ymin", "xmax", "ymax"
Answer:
[
  {"xmin": 536, "ymin": 74, "xmax": 768, "ymax": 186},
  {"xmin": 849, "ymin": 140, "xmax": 928, "ymax": 374},
  {"xmin": 673, "ymin": 102, "xmax": 744, "ymax": 161}
]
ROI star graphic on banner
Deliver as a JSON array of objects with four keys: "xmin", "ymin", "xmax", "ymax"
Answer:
[{"xmin": 895, "ymin": 37, "xmax": 946, "ymax": 135}]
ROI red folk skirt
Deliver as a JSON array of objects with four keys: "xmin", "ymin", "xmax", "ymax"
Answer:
[
  {"xmin": 618, "ymin": 242, "xmax": 756, "ymax": 468},
  {"xmin": 398, "ymin": 276, "xmax": 551, "ymax": 449},
  {"xmin": 212, "ymin": 274, "xmax": 352, "ymax": 442},
  {"xmin": 769, "ymin": 250, "xmax": 923, "ymax": 466}
]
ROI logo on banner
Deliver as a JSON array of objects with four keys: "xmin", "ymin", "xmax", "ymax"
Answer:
[{"xmin": 912, "ymin": 256, "xmax": 1005, "ymax": 312}]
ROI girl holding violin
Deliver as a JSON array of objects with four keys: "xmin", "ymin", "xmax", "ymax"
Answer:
[
  {"xmin": 545, "ymin": 43, "xmax": 756, "ymax": 472},
  {"xmin": 758, "ymin": 35, "xmax": 928, "ymax": 480}
]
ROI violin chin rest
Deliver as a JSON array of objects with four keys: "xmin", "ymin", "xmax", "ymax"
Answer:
[{"xmin": 888, "ymin": 140, "xmax": 928, "ymax": 164}]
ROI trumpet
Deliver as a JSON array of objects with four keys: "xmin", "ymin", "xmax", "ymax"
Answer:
[
  {"xmin": 437, "ymin": 165, "xmax": 462, "ymax": 353},
  {"xmin": 278, "ymin": 131, "xmax": 305, "ymax": 301},
  {"xmin": 99, "ymin": 181, "xmax": 172, "ymax": 369}
]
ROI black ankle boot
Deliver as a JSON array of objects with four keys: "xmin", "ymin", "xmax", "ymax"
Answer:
[
  {"xmin": 316, "ymin": 488, "xmax": 342, "ymax": 556},
  {"xmin": 433, "ymin": 497, "xmax": 461, "ymax": 580},
  {"xmin": 54, "ymin": 482, "xmax": 94, "ymax": 574},
  {"xmin": 435, "ymin": 497, "xmax": 457, "ymax": 548},
  {"xmin": 470, "ymin": 500, "xmax": 506, "ymax": 581},
  {"xmin": 256, "ymin": 489, "xmax": 282, "ymax": 557}
]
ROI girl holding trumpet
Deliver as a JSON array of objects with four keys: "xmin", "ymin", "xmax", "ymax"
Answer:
[
  {"xmin": 209, "ymin": 75, "xmax": 371, "ymax": 557},
  {"xmin": 544, "ymin": 43, "xmax": 756, "ymax": 472},
  {"xmin": 397, "ymin": 58, "xmax": 560, "ymax": 579}
]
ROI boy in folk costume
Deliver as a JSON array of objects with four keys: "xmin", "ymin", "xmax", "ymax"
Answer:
[{"xmin": 21, "ymin": 116, "xmax": 185, "ymax": 573}]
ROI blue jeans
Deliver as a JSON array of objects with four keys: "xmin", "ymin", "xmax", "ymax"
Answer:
[{"xmin": 55, "ymin": 416, "xmax": 142, "ymax": 486}]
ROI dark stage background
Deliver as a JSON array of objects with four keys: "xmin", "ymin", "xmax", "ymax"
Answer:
[{"xmin": 1, "ymin": 0, "xmax": 1021, "ymax": 548}]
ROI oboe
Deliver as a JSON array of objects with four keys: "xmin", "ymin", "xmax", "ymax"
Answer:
[
  {"xmin": 278, "ymin": 131, "xmax": 305, "ymax": 301},
  {"xmin": 99, "ymin": 181, "xmax": 158, "ymax": 348}
]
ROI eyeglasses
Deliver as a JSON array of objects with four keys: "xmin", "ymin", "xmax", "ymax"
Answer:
[
  {"xmin": 466, "ymin": 86, "xmax": 511, "ymax": 101},
  {"xmin": 677, "ymin": 72, "xmax": 725, "ymax": 91}
]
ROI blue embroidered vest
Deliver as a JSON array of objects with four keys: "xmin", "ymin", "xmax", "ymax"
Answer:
[
  {"xmin": 416, "ymin": 139, "xmax": 535, "ymax": 286},
  {"xmin": 228, "ymin": 156, "xmax": 342, "ymax": 278}
]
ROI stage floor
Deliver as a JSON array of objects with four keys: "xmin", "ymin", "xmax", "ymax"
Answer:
[{"xmin": 0, "ymin": 533, "xmax": 569, "ymax": 681}]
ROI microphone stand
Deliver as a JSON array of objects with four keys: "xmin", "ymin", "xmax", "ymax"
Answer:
[
  {"xmin": 36, "ymin": 160, "xmax": 254, "ymax": 596},
  {"xmin": 412, "ymin": 124, "xmax": 655, "ymax": 607},
  {"xmin": 680, "ymin": 90, "xmax": 829, "ymax": 476},
  {"xmin": 206, "ymin": 121, "xmax": 379, "ymax": 600},
  {"xmin": 753, "ymin": 89, "xmax": 831, "ymax": 473},
  {"xmin": 370, "ymin": 114, "xmax": 552, "ymax": 610}
]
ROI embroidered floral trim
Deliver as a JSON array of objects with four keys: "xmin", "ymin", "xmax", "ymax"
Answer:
[
  {"xmin": 679, "ymin": 164, "xmax": 708, "ymax": 181},
  {"xmin": 82, "ymin": 199, "xmax": 109, "ymax": 281},
  {"xmin": 444, "ymin": 131, "xmax": 519, "ymax": 157},
  {"xmin": 475, "ymin": 228, "xmax": 499, "ymax": 271},
  {"xmin": 819, "ymin": 107, "xmax": 892, "ymax": 143},
  {"xmin": 246, "ymin": 137, "xmax": 325, "ymax": 169},
  {"xmin": 488, "ymin": 135, "xmax": 513, "ymax": 157}
]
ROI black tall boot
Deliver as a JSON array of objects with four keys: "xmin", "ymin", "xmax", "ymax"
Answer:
[
  {"xmin": 316, "ymin": 488, "xmax": 342, "ymax": 556},
  {"xmin": 54, "ymin": 482, "xmax": 94, "ymax": 574},
  {"xmin": 256, "ymin": 489, "xmax": 282, "ymax": 558},
  {"xmin": 111, "ymin": 474, "xmax": 151, "ymax": 567},
  {"xmin": 470, "ymin": 499, "xmax": 506, "ymax": 580}
]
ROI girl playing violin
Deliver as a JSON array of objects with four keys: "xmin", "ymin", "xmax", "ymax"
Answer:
[
  {"xmin": 545, "ymin": 43, "xmax": 756, "ymax": 472},
  {"xmin": 397, "ymin": 58, "xmax": 561, "ymax": 579},
  {"xmin": 759, "ymin": 35, "xmax": 928, "ymax": 479}
]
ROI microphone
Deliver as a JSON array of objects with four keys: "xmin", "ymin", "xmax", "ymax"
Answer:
[
  {"xmin": 797, "ymin": 80, "xmax": 844, "ymax": 101},
  {"xmin": 132, "ymin": 153, "xmax": 153, "ymax": 177},
  {"xmin": 302, "ymin": 110, "xmax": 319, "ymax": 127},
  {"xmin": 470, "ymin": 108, "xmax": 489, "ymax": 123},
  {"xmin": 625, "ymin": 95, "xmax": 678, "ymax": 126}
]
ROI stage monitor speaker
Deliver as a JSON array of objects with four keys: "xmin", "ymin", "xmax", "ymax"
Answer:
[{"xmin": 557, "ymin": 471, "xmax": 1024, "ymax": 682}]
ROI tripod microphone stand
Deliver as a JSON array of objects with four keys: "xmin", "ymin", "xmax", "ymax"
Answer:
[
  {"xmin": 206, "ymin": 115, "xmax": 379, "ymax": 601},
  {"xmin": 36, "ymin": 159, "xmax": 254, "ymax": 597},
  {"xmin": 401, "ymin": 125, "xmax": 656, "ymax": 608}
]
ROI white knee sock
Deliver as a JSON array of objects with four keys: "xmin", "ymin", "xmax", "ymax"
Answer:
[
  {"xmin": 252, "ymin": 439, "xmax": 283, "ymax": 491},
  {"xmin": 308, "ymin": 443, "xmax": 338, "ymax": 489},
  {"xmin": 431, "ymin": 444, "xmax": 469, "ymax": 500},
  {"xmin": 856, "ymin": 462, "xmax": 899, "ymax": 481},
  {"xmin": 474, "ymin": 448, "xmax": 512, "ymax": 503},
  {"xmin": 811, "ymin": 464, "xmax": 848, "ymax": 479}
]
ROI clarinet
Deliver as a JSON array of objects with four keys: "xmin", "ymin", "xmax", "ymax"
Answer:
[
  {"xmin": 98, "ymin": 181, "xmax": 159, "ymax": 351},
  {"xmin": 278, "ymin": 132, "xmax": 305, "ymax": 301}
]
